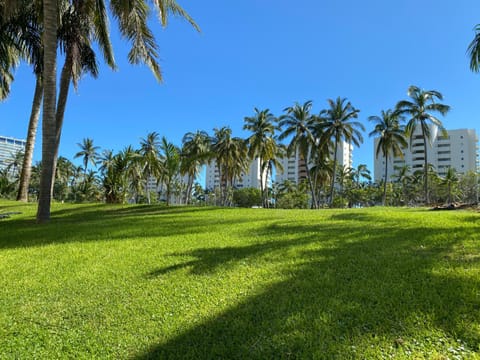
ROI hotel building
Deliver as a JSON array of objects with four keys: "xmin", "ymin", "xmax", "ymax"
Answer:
[
  {"xmin": 373, "ymin": 128, "xmax": 479, "ymax": 182},
  {"xmin": 275, "ymin": 140, "xmax": 353, "ymax": 184},
  {"xmin": 0, "ymin": 135, "xmax": 26, "ymax": 172}
]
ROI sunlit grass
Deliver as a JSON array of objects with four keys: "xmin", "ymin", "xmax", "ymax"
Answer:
[{"xmin": 0, "ymin": 201, "xmax": 479, "ymax": 358}]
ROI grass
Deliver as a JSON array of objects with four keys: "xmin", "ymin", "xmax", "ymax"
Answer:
[{"xmin": 0, "ymin": 200, "xmax": 479, "ymax": 359}]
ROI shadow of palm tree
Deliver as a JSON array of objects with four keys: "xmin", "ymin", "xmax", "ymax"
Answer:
[{"xmin": 136, "ymin": 223, "xmax": 480, "ymax": 359}]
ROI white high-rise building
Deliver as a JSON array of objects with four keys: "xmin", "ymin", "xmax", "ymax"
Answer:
[
  {"xmin": 275, "ymin": 140, "xmax": 354, "ymax": 185},
  {"xmin": 373, "ymin": 128, "xmax": 479, "ymax": 182},
  {"xmin": 0, "ymin": 135, "xmax": 26, "ymax": 171},
  {"xmin": 205, "ymin": 158, "xmax": 267, "ymax": 190}
]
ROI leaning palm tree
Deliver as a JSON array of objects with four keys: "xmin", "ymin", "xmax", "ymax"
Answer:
[
  {"xmin": 278, "ymin": 101, "xmax": 318, "ymax": 208},
  {"xmin": 396, "ymin": 85, "xmax": 450, "ymax": 204},
  {"xmin": 74, "ymin": 138, "xmax": 100, "ymax": 175},
  {"xmin": 244, "ymin": 108, "xmax": 278, "ymax": 207},
  {"xmin": 369, "ymin": 109, "xmax": 407, "ymax": 205},
  {"xmin": 318, "ymin": 97, "xmax": 364, "ymax": 206},
  {"xmin": 468, "ymin": 24, "xmax": 480, "ymax": 72}
]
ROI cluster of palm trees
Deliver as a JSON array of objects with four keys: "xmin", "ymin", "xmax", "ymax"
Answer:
[
  {"xmin": 3, "ymin": 85, "xmax": 469, "ymax": 208},
  {"xmin": 370, "ymin": 85, "xmax": 450, "ymax": 205},
  {"xmin": 1, "ymin": 0, "xmax": 198, "ymax": 222}
]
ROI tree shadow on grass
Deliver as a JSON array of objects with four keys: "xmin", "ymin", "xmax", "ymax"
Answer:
[
  {"xmin": 146, "ymin": 237, "xmax": 316, "ymax": 277},
  {"xmin": 136, "ymin": 223, "xmax": 480, "ymax": 359},
  {"xmin": 0, "ymin": 205, "xmax": 258, "ymax": 250}
]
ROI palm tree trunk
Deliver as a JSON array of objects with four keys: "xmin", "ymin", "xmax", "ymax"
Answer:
[
  {"xmin": 37, "ymin": 0, "xmax": 57, "ymax": 223},
  {"xmin": 145, "ymin": 170, "xmax": 151, "ymax": 204},
  {"xmin": 50, "ymin": 57, "xmax": 73, "ymax": 195},
  {"xmin": 423, "ymin": 134, "xmax": 429, "ymax": 205},
  {"xmin": 383, "ymin": 156, "xmax": 388, "ymax": 206},
  {"xmin": 329, "ymin": 140, "xmax": 339, "ymax": 206},
  {"xmin": 166, "ymin": 182, "xmax": 171, "ymax": 206},
  {"xmin": 259, "ymin": 159, "xmax": 265, "ymax": 207},
  {"xmin": 185, "ymin": 173, "xmax": 194, "ymax": 204},
  {"xmin": 304, "ymin": 161, "xmax": 317, "ymax": 209},
  {"xmin": 17, "ymin": 75, "xmax": 43, "ymax": 202}
]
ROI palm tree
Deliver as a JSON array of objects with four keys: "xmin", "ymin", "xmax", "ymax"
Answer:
[
  {"xmin": 244, "ymin": 108, "xmax": 278, "ymax": 207},
  {"xmin": 74, "ymin": 138, "xmax": 100, "ymax": 175},
  {"xmin": 351, "ymin": 164, "xmax": 371, "ymax": 187},
  {"xmin": 278, "ymin": 101, "xmax": 318, "ymax": 208},
  {"xmin": 368, "ymin": 109, "xmax": 407, "ymax": 205},
  {"xmin": 261, "ymin": 141, "xmax": 286, "ymax": 208},
  {"xmin": 468, "ymin": 24, "xmax": 480, "ymax": 72},
  {"xmin": 441, "ymin": 167, "xmax": 459, "ymax": 204},
  {"xmin": 396, "ymin": 85, "xmax": 450, "ymax": 204},
  {"xmin": 181, "ymin": 130, "xmax": 211, "ymax": 204},
  {"xmin": 5, "ymin": 150, "xmax": 24, "ymax": 178},
  {"xmin": 159, "ymin": 137, "xmax": 180, "ymax": 206},
  {"xmin": 139, "ymin": 132, "xmax": 162, "ymax": 204},
  {"xmin": 318, "ymin": 97, "xmax": 364, "ymax": 206}
]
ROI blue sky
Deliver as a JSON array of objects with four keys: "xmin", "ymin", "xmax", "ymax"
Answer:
[{"xmin": 1, "ymin": 0, "xmax": 480, "ymax": 177}]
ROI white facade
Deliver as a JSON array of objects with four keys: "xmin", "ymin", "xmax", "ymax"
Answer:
[
  {"xmin": 373, "ymin": 128, "xmax": 479, "ymax": 182},
  {"xmin": 275, "ymin": 140, "xmax": 354, "ymax": 185},
  {"xmin": 205, "ymin": 158, "xmax": 266, "ymax": 190},
  {"xmin": 0, "ymin": 135, "xmax": 26, "ymax": 171}
]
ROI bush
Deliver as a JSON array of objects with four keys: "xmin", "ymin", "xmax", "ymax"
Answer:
[{"xmin": 233, "ymin": 187, "xmax": 262, "ymax": 207}]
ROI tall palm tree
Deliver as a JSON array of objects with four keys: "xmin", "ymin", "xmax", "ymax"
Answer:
[
  {"xmin": 318, "ymin": 97, "xmax": 364, "ymax": 206},
  {"xmin": 468, "ymin": 24, "xmax": 480, "ymax": 72},
  {"xmin": 396, "ymin": 85, "xmax": 450, "ymax": 204},
  {"xmin": 139, "ymin": 132, "xmax": 162, "ymax": 204},
  {"xmin": 74, "ymin": 138, "xmax": 100, "ymax": 175},
  {"xmin": 244, "ymin": 108, "xmax": 278, "ymax": 207},
  {"xmin": 12, "ymin": 2, "xmax": 44, "ymax": 202},
  {"xmin": 181, "ymin": 130, "xmax": 211, "ymax": 204},
  {"xmin": 368, "ymin": 109, "xmax": 407, "ymax": 205},
  {"xmin": 278, "ymin": 101, "xmax": 318, "ymax": 208},
  {"xmin": 36, "ymin": 0, "xmax": 58, "ymax": 222}
]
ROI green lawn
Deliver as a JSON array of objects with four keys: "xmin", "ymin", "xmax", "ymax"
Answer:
[{"xmin": 0, "ymin": 201, "xmax": 479, "ymax": 359}]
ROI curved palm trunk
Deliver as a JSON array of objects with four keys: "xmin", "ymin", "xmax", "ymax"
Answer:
[
  {"xmin": 184, "ymin": 171, "xmax": 195, "ymax": 204},
  {"xmin": 448, "ymin": 183, "xmax": 452, "ymax": 204},
  {"xmin": 37, "ymin": 0, "xmax": 57, "ymax": 223},
  {"xmin": 50, "ymin": 57, "xmax": 73, "ymax": 197},
  {"xmin": 17, "ymin": 75, "xmax": 43, "ymax": 202},
  {"xmin": 383, "ymin": 157, "xmax": 388, "ymax": 206},
  {"xmin": 422, "ymin": 133, "xmax": 429, "ymax": 205},
  {"xmin": 329, "ymin": 140, "xmax": 339, "ymax": 206}
]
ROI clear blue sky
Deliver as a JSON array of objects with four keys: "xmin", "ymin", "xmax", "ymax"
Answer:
[{"xmin": 1, "ymin": 0, "xmax": 479, "ymax": 176}]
